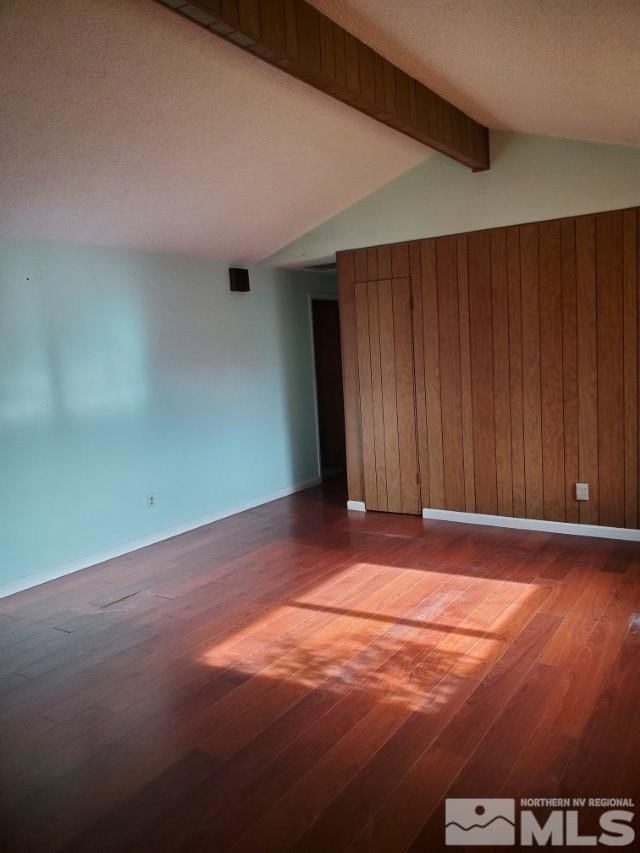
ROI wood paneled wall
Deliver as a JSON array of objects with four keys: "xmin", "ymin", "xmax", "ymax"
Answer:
[{"xmin": 337, "ymin": 207, "xmax": 640, "ymax": 529}]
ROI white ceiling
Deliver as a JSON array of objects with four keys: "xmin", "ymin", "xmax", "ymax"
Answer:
[
  {"xmin": 0, "ymin": 0, "xmax": 426, "ymax": 261},
  {"xmin": 312, "ymin": 0, "xmax": 640, "ymax": 147},
  {"xmin": 1, "ymin": 1, "xmax": 638, "ymax": 261}
]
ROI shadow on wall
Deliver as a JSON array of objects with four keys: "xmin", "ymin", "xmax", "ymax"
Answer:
[
  {"xmin": 0, "ymin": 240, "xmax": 335, "ymax": 588},
  {"xmin": 272, "ymin": 270, "xmax": 338, "ymax": 486}
]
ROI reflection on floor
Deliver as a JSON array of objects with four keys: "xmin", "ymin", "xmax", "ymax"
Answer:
[{"xmin": 1, "ymin": 478, "xmax": 639, "ymax": 851}]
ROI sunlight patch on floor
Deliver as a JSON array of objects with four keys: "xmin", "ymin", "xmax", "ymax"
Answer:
[{"xmin": 197, "ymin": 561, "xmax": 539, "ymax": 712}]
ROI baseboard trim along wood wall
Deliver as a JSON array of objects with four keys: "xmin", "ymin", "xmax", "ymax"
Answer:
[
  {"xmin": 0, "ymin": 477, "xmax": 321, "ymax": 600},
  {"xmin": 346, "ymin": 500, "xmax": 366, "ymax": 512},
  {"xmin": 338, "ymin": 205, "xmax": 640, "ymax": 531},
  {"xmin": 422, "ymin": 507, "xmax": 640, "ymax": 541}
]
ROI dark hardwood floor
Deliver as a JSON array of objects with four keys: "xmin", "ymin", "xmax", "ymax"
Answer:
[{"xmin": 1, "ymin": 479, "xmax": 639, "ymax": 851}]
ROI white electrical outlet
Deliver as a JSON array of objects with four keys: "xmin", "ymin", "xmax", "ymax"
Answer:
[
  {"xmin": 147, "ymin": 494, "xmax": 156, "ymax": 508},
  {"xmin": 576, "ymin": 482, "xmax": 590, "ymax": 501}
]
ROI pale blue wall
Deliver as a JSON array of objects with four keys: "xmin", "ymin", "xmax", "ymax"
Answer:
[
  {"xmin": 269, "ymin": 131, "xmax": 640, "ymax": 265},
  {"xmin": 0, "ymin": 237, "xmax": 336, "ymax": 590}
]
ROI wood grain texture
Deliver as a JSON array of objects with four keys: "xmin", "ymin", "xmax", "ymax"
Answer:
[
  {"xmin": 337, "ymin": 252, "xmax": 363, "ymax": 502},
  {"xmin": 354, "ymin": 280, "xmax": 378, "ymax": 509},
  {"xmin": 596, "ymin": 211, "xmax": 625, "ymax": 528},
  {"xmin": 539, "ymin": 219, "xmax": 566, "ymax": 521},
  {"xmin": 468, "ymin": 229, "xmax": 498, "ymax": 515},
  {"xmin": 420, "ymin": 239, "xmax": 446, "ymax": 509},
  {"xmin": 378, "ymin": 280, "xmax": 402, "ymax": 512},
  {"xmin": 436, "ymin": 236, "xmax": 465, "ymax": 511},
  {"xmin": 457, "ymin": 234, "xmax": 476, "ymax": 513},
  {"xmin": 340, "ymin": 265, "xmax": 420, "ymax": 514},
  {"xmin": 366, "ymin": 280, "xmax": 388, "ymax": 509},
  {"xmin": 623, "ymin": 209, "xmax": 638, "ymax": 528},
  {"xmin": 410, "ymin": 242, "xmax": 430, "ymax": 508},
  {"xmin": 4, "ymin": 480, "xmax": 637, "ymax": 851},
  {"xmin": 338, "ymin": 207, "xmax": 639, "ymax": 528},
  {"xmin": 377, "ymin": 245, "xmax": 392, "ymax": 280},
  {"xmin": 507, "ymin": 227, "xmax": 526, "ymax": 518},
  {"xmin": 561, "ymin": 218, "xmax": 579, "ymax": 522},
  {"xmin": 576, "ymin": 215, "xmax": 599, "ymax": 524},
  {"xmin": 158, "ymin": 0, "xmax": 490, "ymax": 170},
  {"xmin": 392, "ymin": 278, "xmax": 421, "ymax": 514},
  {"xmin": 491, "ymin": 228, "xmax": 513, "ymax": 516},
  {"xmin": 354, "ymin": 248, "xmax": 368, "ymax": 283},
  {"xmin": 520, "ymin": 222, "xmax": 544, "ymax": 520}
]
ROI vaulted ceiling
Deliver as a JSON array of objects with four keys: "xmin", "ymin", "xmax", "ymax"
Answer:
[
  {"xmin": 0, "ymin": 0, "xmax": 426, "ymax": 261},
  {"xmin": 312, "ymin": 0, "xmax": 640, "ymax": 147},
  {"xmin": 1, "ymin": 0, "xmax": 638, "ymax": 261}
]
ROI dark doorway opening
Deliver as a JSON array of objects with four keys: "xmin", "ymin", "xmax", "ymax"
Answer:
[{"xmin": 311, "ymin": 298, "xmax": 346, "ymax": 480}]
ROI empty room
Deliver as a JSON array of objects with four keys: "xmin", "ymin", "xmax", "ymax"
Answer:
[{"xmin": 2, "ymin": 1, "xmax": 640, "ymax": 850}]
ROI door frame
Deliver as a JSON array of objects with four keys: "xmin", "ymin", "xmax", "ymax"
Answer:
[{"xmin": 308, "ymin": 292, "xmax": 339, "ymax": 482}]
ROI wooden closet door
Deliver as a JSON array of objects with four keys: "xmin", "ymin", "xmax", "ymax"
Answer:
[{"xmin": 354, "ymin": 277, "xmax": 421, "ymax": 514}]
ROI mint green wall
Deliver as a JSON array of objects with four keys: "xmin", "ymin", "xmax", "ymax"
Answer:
[
  {"xmin": 0, "ymin": 237, "xmax": 336, "ymax": 591},
  {"xmin": 269, "ymin": 131, "xmax": 640, "ymax": 266}
]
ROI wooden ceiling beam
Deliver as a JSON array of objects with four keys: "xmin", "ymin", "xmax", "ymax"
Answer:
[{"xmin": 157, "ymin": 0, "xmax": 490, "ymax": 171}]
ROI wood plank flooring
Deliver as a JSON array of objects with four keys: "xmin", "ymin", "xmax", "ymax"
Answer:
[{"xmin": 1, "ymin": 479, "xmax": 639, "ymax": 851}]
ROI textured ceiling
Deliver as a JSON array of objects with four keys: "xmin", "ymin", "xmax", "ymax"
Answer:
[
  {"xmin": 2, "ymin": 1, "xmax": 638, "ymax": 262},
  {"xmin": 0, "ymin": 0, "xmax": 426, "ymax": 261},
  {"xmin": 311, "ymin": 0, "xmax": 640, "ymax": 146}
]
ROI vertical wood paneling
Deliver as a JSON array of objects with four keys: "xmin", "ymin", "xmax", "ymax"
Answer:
[
  {"xmin": 507, "ymin": 227, "xmax": 526, "ymax": 518},
  {"xmin": 367, "ymin": 281, "xmax": 387, "ymax": 509},
  {"xmin": 539, "ymin": 220, "xmax": 566, "ymax": 521},
  {"xmin": 378, "ymin": 280, "xmax": 402, "ymax": 512},
  {"xmin": 561, "ymin": 218, "xmax": 579, "ymax": 522},
  {"xmin": 491, "ymin": 228, "xmax": 513, "ymax": 516},
  {"xmin": 623, "ymin": 210, "xmax": 638, "ymax": 529},
  {"xmin": 420, "ymin": 239, "xmax": 445, "ymax": 508},
  {"xmin": 366, "ymin": 248, "xmax": 378, "ymax": 282},
  {"xmin": 354, "ymin": 280, "xmax": 378, "ymax": 508},
  {"xmin": 393, "ymin": 278, "xmax": 420, "ymax": 514},
  {"xmin": 410, "ymin": 242, "xmax": 430, "ymax": 507},
  {"xmin": 436, "ymin": 236, "xmax": 465, "ymax": 511},
  {"xmin": 391, "ymin": 243, "xmax": 410, "ymax": 277},
  {"xmin": 520, "ymin": 223, "xmax": 544, "ymax": 519},
  {"xmin": 576, "ymin": 215, "xmax": 599, "ymax": 524},
  {"xmin": 336, "ymin": 252, "xmax": 363, "ymax": 502},
  {"xmin": 338, "ymin": 207, "xmax": 639, "ymax": 527},
  {"xmin": 468, "ymin": 230, "xmax": 498, "ymax": 515},
  {"xmin": 354, "ymin": 248, "xmax": 367, "ymax": 283},
  {"xmin": 377, "ymin": 245, "xmax": 392, "ymax": 280},
  {"xmin": 596, "ymin": 211, "xmax": 625, "ymax": 528},
  {"xmin": 457, "ymin": 234, "xmax": 475, "ymax": 513}
]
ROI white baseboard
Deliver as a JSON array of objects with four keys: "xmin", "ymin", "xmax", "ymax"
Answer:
[
  {"xmin": 0, "ymin": 477, "xmax": 321, "ymax": 600},
  {"xmin": 347, "ymin": 500, "xmax": 366, "ymax": 512},
  {"xmin": 422, "ymin": 507, "xmax": 640, "ymax": 541}
]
